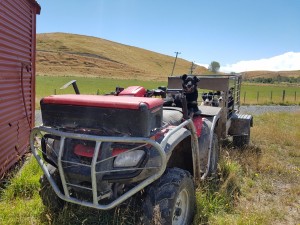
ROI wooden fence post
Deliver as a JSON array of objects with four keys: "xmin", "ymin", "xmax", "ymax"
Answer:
[
  {"xmin": 270, "ymin": 91, "xmax": 273, "ymax": 101},
  {"xmin": 295, "ymin": 91, "xmax": 297, "ymax": 102},
  {"xmin": 282, "ymin": 90, "xmax": 285, "ymax": 102}
]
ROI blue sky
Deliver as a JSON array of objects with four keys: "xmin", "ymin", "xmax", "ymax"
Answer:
[{"xmin": 37, "ymin": 0, "xmax": 300, "ymax": 72}]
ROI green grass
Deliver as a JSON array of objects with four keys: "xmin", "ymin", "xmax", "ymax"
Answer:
[
  {"xmin": 209, "ymin": 112, "xmax": 300, "ymax": 225},
  {"xmin": 241, "ymin": 83, "xmax": 300, "ymax": 105},
  {"xmin": 1, "ymin": 112, "xmax": 299, "ymax": 224},
  {"xmin": 0, "ymin": 156, "xmax": 45, "ymax": 224},
  {"xmin": 194, "ymin": 160, "xmax": 242, "ymax": 224},
  {"xmin": 36, "ymin": 76, "xmax": 166, "ymax": 108}
]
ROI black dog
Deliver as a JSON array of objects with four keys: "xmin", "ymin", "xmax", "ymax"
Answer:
[{"xmin": 181, "ymin": 74, "xmax": 200, "ymax": 114}]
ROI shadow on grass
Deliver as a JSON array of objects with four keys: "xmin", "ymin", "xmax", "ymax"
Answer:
[{"xmin": 39, "ymin": 195, "xmax": 143, "ymax": 225}]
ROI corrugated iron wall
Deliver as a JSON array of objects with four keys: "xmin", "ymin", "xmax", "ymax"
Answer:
[{"xmin": 0, "ymin": 0, "xmax": 40, "ymax": 177}]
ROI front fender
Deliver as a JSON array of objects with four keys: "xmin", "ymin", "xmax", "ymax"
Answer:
[{"xmin": 163, "ymin": 128, "xmax": 191, "ymax": 158}]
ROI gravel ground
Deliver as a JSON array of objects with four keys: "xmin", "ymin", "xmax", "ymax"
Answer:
[
  {"xmin": 35, "ymin": 105, "xmax": 300, "ymax": 125},
  {"xmin": 35, "ymin": 110, "xmax": 42, "ymax": 125},
  {"xmin": 240, "ymin": 105, "xmax": 300, "ymax": 115}
]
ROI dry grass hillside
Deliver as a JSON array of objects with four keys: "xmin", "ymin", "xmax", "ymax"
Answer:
[
  {"xmin": 36, "ymin": 33, "xmax": 300, "ymax": 81},
  {"xmin": 36, "ymin": 33, "xmax": 208, "ymax": 81},
  {"xmin": 243, "ymin": 70, "xmax": 300, "ymax": 79}
]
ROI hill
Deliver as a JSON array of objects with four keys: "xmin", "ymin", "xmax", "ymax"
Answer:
[
  {"xmin": 36, "ymin": 33, "xmax": 300, "ymax": 81},
  {"xmin": 242, "ymin": 70, "xmax": 300, "ymax": 79},
  {"xmin": 36, "ymin": 33, "xmax": 208, "ymax": 81}
]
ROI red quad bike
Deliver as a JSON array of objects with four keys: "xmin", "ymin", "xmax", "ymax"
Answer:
[{"xmin": 30, "ymin": 74, "xmax": 253, "ymax": 225}]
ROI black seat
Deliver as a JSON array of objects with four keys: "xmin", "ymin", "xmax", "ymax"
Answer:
[{"xmin": 162, "ymin": 107, "xmax": 183, "ymax": 126}]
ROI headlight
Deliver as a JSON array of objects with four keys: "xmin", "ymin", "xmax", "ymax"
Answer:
[{"xmin": 113, "ymin": 150, "xmax": 145, "ymax": 168}]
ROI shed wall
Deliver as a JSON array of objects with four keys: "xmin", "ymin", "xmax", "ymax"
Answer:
[{"xmin": 0, "ymin": 0, "xmax": 40, "ymax": 177}]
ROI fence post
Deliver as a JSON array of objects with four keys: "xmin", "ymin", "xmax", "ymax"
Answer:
[
  {"xmin": 270, "ymin": 91, "xmax": 273, "ymax": 101},
  {"xmin": 257, "ymin": 91, "xmax": 259, "ymax": 102},
  {"xmin": 295, "ymin": 91, "xmax": 297, "ymax": 102},
  {"xmin": 244, "ymin": 92, "xmax": 246, "ymax": 103},
  {"xmin": 282, "ymin": 90, "xmax": 285, "ymax": 102}
]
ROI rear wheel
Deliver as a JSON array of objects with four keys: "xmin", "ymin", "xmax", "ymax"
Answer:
[
  {"xmin": 142, "ymin": 168, "xmax": 195, "ymax": 225},
  {"xmin": 39, "ymin": 165, "xmax": 65, "ymax": 212}
]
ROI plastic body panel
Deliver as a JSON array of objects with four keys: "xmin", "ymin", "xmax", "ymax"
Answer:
[{"xmin": 41, "ymin": 95, "xmax": 163, "ymax": 137}]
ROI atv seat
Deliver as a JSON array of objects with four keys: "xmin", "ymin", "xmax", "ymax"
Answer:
[{"xmin": 163, "ymin": 107, "xmax": 183, "ymax": 126}]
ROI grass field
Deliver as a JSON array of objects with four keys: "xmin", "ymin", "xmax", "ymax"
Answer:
[
  {"xmin": 35, "ymin": 76, "xmax": 166, "ymax": 109},
  {"xmin": 1, "ymin": 112, "xmax": 299, "ymax": 224},
  {"xmin": 241, "ymin": 83, "xmax": 300, "ymax": 105},
  {"xmin": 36, "ymin": 76, "xmax": 300, "ymax": 109},
  {"xmin": 36, "ymin": 75, "xmax": 165, "ymax": 97}
]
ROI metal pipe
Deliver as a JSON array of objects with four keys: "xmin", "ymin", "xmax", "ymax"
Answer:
[
  {"xmin": 185, "ymin": 121, "xmax": 201, "ymax": 180},
  {"xmin": 72, "ymin": 82, "xmax": 80, "ymax": 95},
  {"xmin": 30, "ymin": 126, "xmax": 167, "ymax": 210},
  {"xmin": 171, "ymin": 51, "xmax": 181, "ymax": 76},
  {"xmin": 91, "ymin": 142, "xmax": 101, "ymax": 204},
  {"xmin": 160, "ymin": 119, "xmax": 191, "ymax": 149},
  {"xmin": 57, "ymin": 137, "xmax": 70, "ymax": 197},
  {"xmin": 201, "ymin": 114, "xmax": 220, "ymax": 180}
]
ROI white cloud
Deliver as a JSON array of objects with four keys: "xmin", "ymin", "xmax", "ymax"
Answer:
[
  {"xmin": 197, "ymin": 63, "xmax": 209, "ymax": 69},
  {"xmin": 220, "ymin": 52, "xmax": 300, "ymax": 73}
]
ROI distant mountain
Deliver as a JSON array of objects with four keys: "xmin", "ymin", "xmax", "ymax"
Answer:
[{"xmin": 36, "ymin": 33, "xmax": 207, "ymax": 81}]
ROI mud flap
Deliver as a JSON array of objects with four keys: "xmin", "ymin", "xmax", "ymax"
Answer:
[
  {"xmin": 198, "ymin": 118, "xmax": 212, "ymax": 172},
  {"xmin": 228, "ymin": 114, "xmax": 253, "ymax": 136}
]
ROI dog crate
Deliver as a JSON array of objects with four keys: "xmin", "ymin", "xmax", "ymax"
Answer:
[
  {"xmin": 0, "ymin": 0, "xmax": 40, "ymax": 177},
  {"xmin": 41, "ymin": 95, "xmax": 164, "ymax": 137}
]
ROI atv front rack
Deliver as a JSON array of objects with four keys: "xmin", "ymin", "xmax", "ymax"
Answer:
[{"xmin": 30, "ymin": 119, "xmax": 197, "ymax": 210}]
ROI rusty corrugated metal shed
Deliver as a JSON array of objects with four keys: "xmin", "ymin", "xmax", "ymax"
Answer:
[{"xmin": 0, "ymin": 0, "xmax": 40, "ymax": 177}]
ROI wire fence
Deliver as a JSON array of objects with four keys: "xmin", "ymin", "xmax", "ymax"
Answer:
[
  {"xmin": 242, "ymin": 90, "xmax": 299, "ymax": 104},
  {"xmin": 51, "ymin": 89, "xmax": 299, "ymax": 105}
]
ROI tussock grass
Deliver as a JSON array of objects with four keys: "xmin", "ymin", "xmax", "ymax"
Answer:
[
  {"xmin": 206, "ymin": 112, "xmax": 300, "ymax": 225},
  {"xmin": 1, "ymin": 156, "xmax": 42, "ymax": 201},
  {"xmin": 0, "ymin": 156, "xmax": 44, "ymax": 224},
  {"xmin": 194, "ymin": 159, "xmax": 242, "ymax": 224},
  {"xmin": 1, "ymin": 112, "xmax": 299, "ymax": 224}
]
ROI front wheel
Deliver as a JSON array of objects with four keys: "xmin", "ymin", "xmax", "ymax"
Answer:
[{"xmin": 142, "ymin": 168, "xmax": 195, "ymax": 225}]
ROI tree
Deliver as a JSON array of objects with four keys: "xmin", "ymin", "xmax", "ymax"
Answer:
[{"xmin": 208, "ymin": 61, "xmax": 220, "ymax": 73}]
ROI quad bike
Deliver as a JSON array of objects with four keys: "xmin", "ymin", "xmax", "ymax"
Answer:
[{"xmin": 30, "ymin": 74, "xmax": 253, "ymax": 224}]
